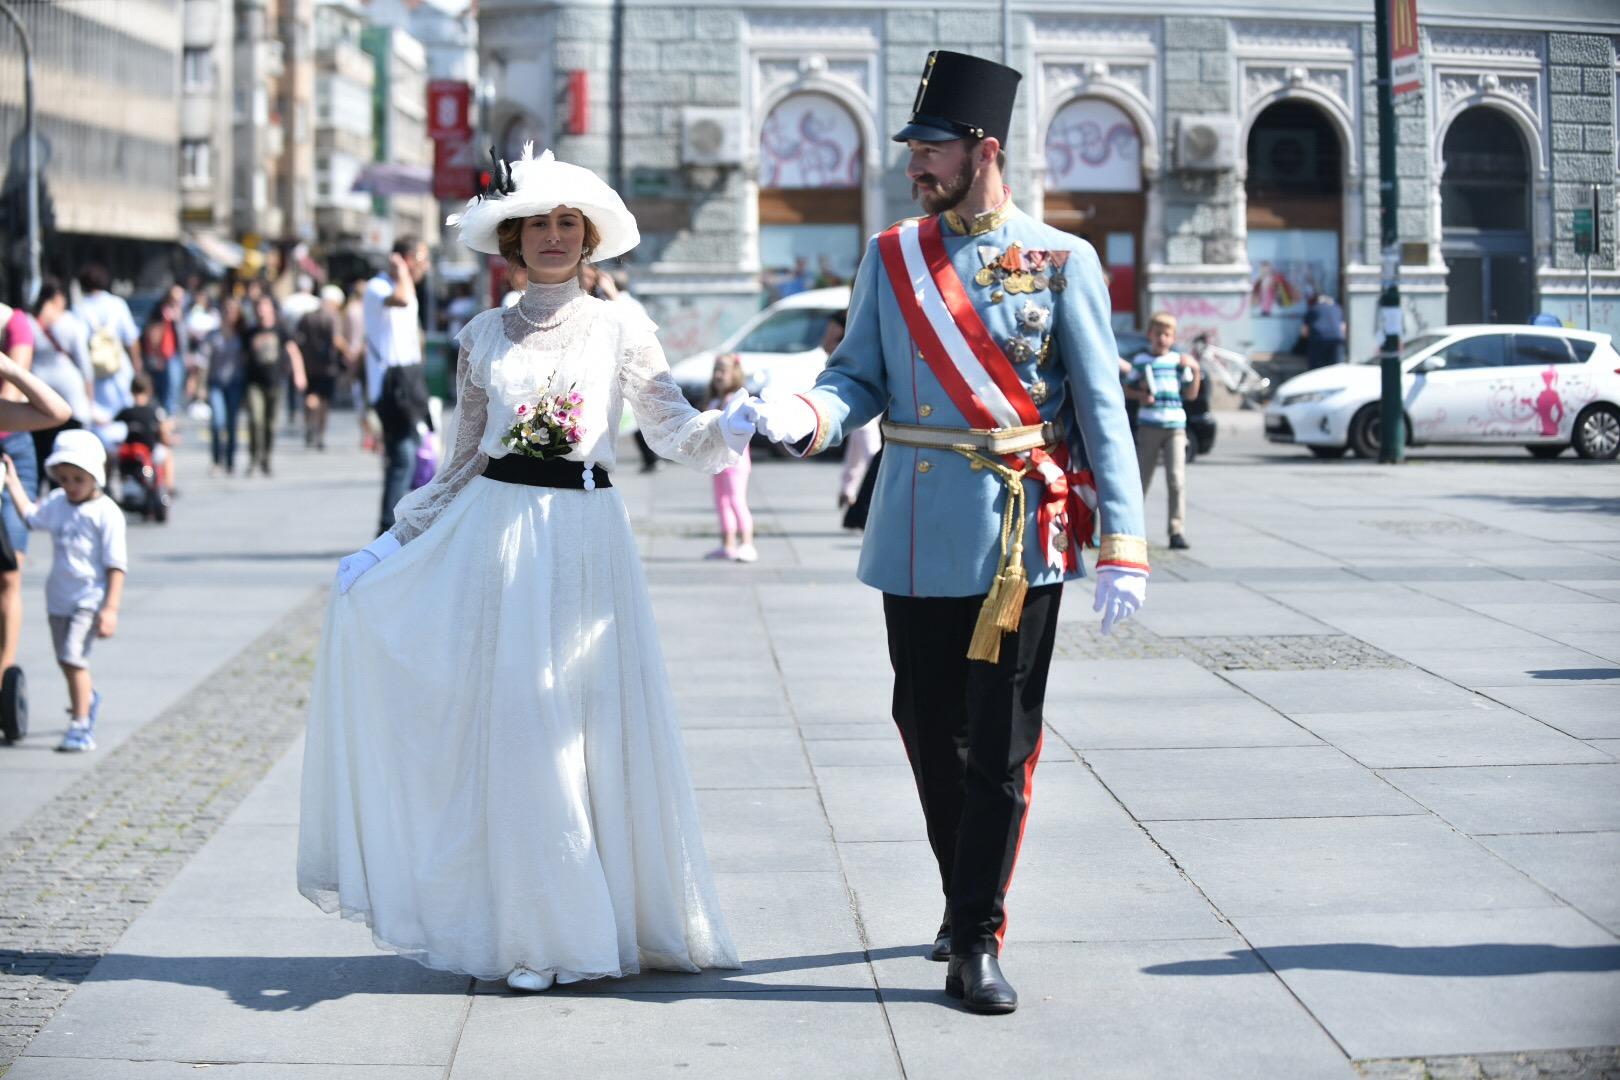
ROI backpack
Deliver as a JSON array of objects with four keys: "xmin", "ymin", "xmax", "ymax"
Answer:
[{"xmin": 85, "ymin": 307, "xmax": 129, "ymax": 379}]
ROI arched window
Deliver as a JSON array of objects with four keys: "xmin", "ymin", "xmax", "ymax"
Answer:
[
  {"xmin": 1441, "ymin": 107, "xmax": 1533, "ymax": 324},
  {"xmin": 1245, "ymin": 101, "xmax": 1344, "ymax": 355},
  {"xmin": 1044, "ymin": 98, "xmax": 1144, "ymax": 328},
  {"xmin": 757, "ymin": 94, "xmax": 864, "ymax": 297},
  {"xmin": 1045, "ymin": 98, "xmax": 1141, "ymax": 193}
]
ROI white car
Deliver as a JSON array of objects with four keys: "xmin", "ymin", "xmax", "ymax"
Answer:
[
  {"xmin": 669, "ymin": 286, "xmax": 850, "ymax": 405},
  {"xmin": 1265, "ymin": 324, "xmax": 1620, "ymax": 460}
]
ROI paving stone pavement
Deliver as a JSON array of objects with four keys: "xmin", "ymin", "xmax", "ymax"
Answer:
[
  {"xmin": 1, "ymin": 411, "xmax": 1618, "ymax": 1078},
  {"xmin": 0, "ymin": 595, "xmax": 323, "ymax": 1067}
]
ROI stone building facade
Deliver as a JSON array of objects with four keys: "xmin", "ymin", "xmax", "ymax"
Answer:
[
  {"xmin": 475, "ymin": 1, "xmax": 1620, "ymax": 360},
  {"xmin": 0, "ymin": 0, "xmax": 184, "ymax": 293}
]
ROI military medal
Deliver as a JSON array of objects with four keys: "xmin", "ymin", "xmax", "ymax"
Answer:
[
  {"xmin": 1025, "ymin": 249, "xmax": 1049, "ymax": 272},
  {"xmin": 1029, "ymin": 378, "xmax": 1049, "ymax": 404},
  {"xmin": 1048, "ymin": 250, "xmax": 1070, "ymax": 293},
  {"xmin": 975, "ymin": 245, "xmax": 1004, "ymax": 288},
  {"xmin": 1004, "ymin": 336, "xmax": 1034, "ymax": 362},
  {"xmin": 998, "ymin": 244, "xmax": 1025, "ymax": 273},
  {"xmin": 1017, "ymin": 300, "xmax": 1050, "ymax": 333},
  {"xmin": 975, "ymin": 267, "xmax": 997, "ymax": 286}
]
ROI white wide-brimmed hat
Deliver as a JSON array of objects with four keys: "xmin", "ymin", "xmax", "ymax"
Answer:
[
  {"xmin": 447, "ymin": 144, "xmax": 640, "ymax": 263},
  {"xmin": 45, "ymin": 429, "xmax": 107, "ymax": 489}
]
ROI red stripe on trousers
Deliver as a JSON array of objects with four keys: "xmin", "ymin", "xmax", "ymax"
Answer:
[{"xmin": 994, "ymin": 729, "xmax": 1043, "ymax": 949}]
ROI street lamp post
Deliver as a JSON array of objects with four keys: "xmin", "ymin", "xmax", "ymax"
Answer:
[
  {"xmin": 0, "ymin": 0, "xmax": 40, "ymax": 307},
  {"xmin": 1373, "ymin": 0, "xmax": 1405, "ymax": 464}
]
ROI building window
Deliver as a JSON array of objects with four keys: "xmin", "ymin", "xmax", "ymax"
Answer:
[
  {"xmin": 182, "ymin": 140, "xmax": 211, "ymax": 185},
  {"xmin": 183, "ymin": 48, "xmax": 213, "ymax": 92},
  {"xmin": 757, "ymin": 93, "xmax": 865, "ymax": 293},
  {"xmin": 1044, "ymin": 97, "xmax": 1146, "ymax": 330}
]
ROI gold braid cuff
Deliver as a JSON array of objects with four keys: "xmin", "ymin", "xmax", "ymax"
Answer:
[{"xmin": 1097, "ymin": 534, "xmax": 1150, "ymax": 572}]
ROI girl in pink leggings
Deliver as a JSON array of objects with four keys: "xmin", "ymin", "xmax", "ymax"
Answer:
[{"xmin": 705, "ymin": 355, "xmax": 756, "ymax": 563}]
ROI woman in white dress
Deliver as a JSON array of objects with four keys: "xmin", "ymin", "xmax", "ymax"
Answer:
[{"xmin": 298, "ymin": 147, "xmax": 755, "ymax": 991}]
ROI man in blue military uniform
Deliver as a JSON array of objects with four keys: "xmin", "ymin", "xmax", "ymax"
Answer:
[{"xmin": 753, "ymin": 50, "xmax": 1150, "ymax": 1015}]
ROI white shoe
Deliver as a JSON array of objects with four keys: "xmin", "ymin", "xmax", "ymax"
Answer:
[
  {"xmin": 732, "ymin": 543, "xmax": 758, "ymax": 563},
  {"xmin": 506, "ymin": 967, "xmax": 556, "ymax": 992}
]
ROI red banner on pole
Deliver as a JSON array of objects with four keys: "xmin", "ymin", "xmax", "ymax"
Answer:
[
  {"xmin": 427, "ymin": 80, "xmax": 472, "ymax": 141},
  {"xmin": 1389, "ymin": 0, "xmax": 1421, "ymax": 97},
  {"xmin": 433, "ymin": 133, "xmax": 479, "ymax": 201},
  {"xmin": 566, "ymin": 71, "xmax": 589, "ymax": 135}
]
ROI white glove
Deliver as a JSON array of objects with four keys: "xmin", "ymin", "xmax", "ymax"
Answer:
[
  {"xmin": 1093, "ymin": 567, "xmax": 1147, "ymax": 635},
  {"xmin": 335, "ymin": 532, "xmax": 402, "ymax": 595},
  {"xmin": 753, "ymin": 396, "xmax": 817, "ymax": 445},
  {"xmin": 719, "ymin": 394, "xmax": 760, "ymax": 455}
]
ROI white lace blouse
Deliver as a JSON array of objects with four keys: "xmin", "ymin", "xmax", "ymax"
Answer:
[{"xmin": 389, "ymin": 279, "xmax": 737, "ymax": 545}]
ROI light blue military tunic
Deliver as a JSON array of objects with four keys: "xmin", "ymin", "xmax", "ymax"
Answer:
[{"xmin": 794, "ymin": 199, "xmax": 1148, "ymax": 598}]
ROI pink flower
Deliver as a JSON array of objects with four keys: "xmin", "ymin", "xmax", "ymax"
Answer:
[
  {"xmin": 515, "ymin": 404, "xmax": 529, "ymax": 416},
  {"xmin": 567, "ymin": 391, "xmax": 583, "ymax": 405}
]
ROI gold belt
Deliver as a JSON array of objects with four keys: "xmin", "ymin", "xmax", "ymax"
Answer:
[
  {"xmin": 880, "ymin": 418, "xmax": 1068, "ymax": 664},
  {"xmin": 879, "ymin": 419, "xmax": 1064, "ymax": 454}
]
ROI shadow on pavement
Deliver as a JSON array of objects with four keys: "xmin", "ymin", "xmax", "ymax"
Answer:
[
  {"xmin": 1529, "ymin": 668, "xmax": 1620, "ymax": 680},
  {"xmin": 1142, "ymin": 943, "xmax": 1620, "ymax": 978},
  {"xmin": 8, "ymin": 945, "xmax": 961, "ymax": 1012}
]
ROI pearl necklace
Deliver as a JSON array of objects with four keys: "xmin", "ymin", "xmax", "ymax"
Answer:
[
  {"xmin": 511, "ymin": 279, "xmax": 586, "ymax": 332},
  {"xmin": 511, "ymin": 302, "xmax": 582, "ymax": 332}
]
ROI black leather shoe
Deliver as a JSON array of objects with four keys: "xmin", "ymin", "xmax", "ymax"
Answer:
[
  {"xmin": 945, "ymin": 954, "xmax": 1017, "ymax": 1014},
  {"xmin": 930, "ymin": 923, "xmax": 951, "ymax": 962}
]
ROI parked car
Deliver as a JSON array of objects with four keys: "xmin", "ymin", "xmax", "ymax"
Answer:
[
  {"xmin": 669, "ymin": 287, "xmax": 850, "ymax": 405},
  {"xmin": 1264, "ymin": 324, "xmax": 1620, "ymax": 460}
]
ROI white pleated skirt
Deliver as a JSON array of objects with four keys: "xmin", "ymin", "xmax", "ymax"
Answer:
[{"xmin": 297, "ymin": 476, "xmax": 739, "ymax": 982}]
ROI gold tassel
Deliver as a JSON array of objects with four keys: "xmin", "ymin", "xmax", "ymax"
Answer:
[
  {"xmin": 967, "ymin": 576, "xmax": 1006, "ymax": 663},
  {"xmin": 994, "ymin": 560, "xmax": 1028, "ymax": 632}
]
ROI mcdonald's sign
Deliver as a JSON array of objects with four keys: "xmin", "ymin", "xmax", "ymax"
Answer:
[{"xmin": 1389, "ymin": 0, "xmax": 1422, "ymax": 97}]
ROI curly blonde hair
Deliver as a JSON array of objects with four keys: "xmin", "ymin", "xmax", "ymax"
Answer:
[{"xmin": 495, "ymin": 213, "xmax": 602, "ymax": 271}]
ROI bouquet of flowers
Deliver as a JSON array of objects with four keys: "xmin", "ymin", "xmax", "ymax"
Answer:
[{"xmin": 501, "ymin": 381, "xmax": 585, "ymax": 460}]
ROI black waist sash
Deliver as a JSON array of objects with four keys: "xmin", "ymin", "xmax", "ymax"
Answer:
[{"xmin": 483, "ymin": 455, "xmax": 612, "ymax": 489}]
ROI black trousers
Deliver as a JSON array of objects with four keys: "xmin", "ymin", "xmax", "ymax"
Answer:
[{"xmin": 883, "ymin": 583, "xmax": 1063, "ymax": 958}]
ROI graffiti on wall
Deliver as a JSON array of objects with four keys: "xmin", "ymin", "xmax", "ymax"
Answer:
[
  {"xmin": 1044, "ymin": 98, "xmax": 1141, "ymax": 193},
  {"xmin": 759, "ymin": 94, "xmax": 862, "ymax": 190}
]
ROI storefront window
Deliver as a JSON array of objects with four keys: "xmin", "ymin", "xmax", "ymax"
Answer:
[
  {"xmin": 758, "ymin": 93, "xmax": 864, "ymax": 299},
  {"xmin": 1246, "ymin": 101, "xmax": 1343, "ymax": 355},
  {"xmin": 1044, "ymin": 97, "xmax": 1144, "ymax": 330}
]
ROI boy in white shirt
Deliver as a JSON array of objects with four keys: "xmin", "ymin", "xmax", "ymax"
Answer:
[{"xmin": 2, "ymin": 429, "xmax": 127, "ymax": 751}]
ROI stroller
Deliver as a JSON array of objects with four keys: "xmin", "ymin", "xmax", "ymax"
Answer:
[{"xmin": 115, "ymin": 440, "xmax": 170, "ymax": 523}]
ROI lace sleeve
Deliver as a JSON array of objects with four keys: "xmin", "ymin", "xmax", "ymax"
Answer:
[
  {"xmin": 387, "ymin": 345, "xmax": 489, "ymax": 545},
  {"xmin": 617, "ymin": 322, "xmax": 739, "ymax": 475}
]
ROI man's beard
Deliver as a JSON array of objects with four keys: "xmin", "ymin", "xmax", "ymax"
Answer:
[{"xmin": 911, "ymin": 154, "xmax": 976, "ymax": 215}]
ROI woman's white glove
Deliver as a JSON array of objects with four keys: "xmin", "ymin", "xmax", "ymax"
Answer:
[
  {"xmin": 753, "ymin": 396, "xmax": 817, "ymax": 445},
  {"xmin": 335, "ymin": 532, "xmax": 401, "ymax": 595},
  {"xmin": 1093, "ymin": 567, "xmax": 1148, "ymax": 635},
  {"xmin": 719, "ymin": 393, "xmax": 760, "ymax": 455}
]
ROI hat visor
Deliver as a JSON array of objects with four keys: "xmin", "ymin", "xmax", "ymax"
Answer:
[{"xmin": 892, "ymin": 121, "xmax": 965, "ymax": 144}]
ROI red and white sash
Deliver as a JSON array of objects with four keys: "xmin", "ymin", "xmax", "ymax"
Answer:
[{"xmin": 877, "ymin": 215, "xmax": 1090, "ymax": 569}]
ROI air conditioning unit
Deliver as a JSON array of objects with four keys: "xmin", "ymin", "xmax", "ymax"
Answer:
[
  {"xmin": 681, "ymin": 107, "xmax": 744, "ymax": 167},
  {"xmin": 1174, "ymin": 115, "xmax": 1238, "ymax": 171}
]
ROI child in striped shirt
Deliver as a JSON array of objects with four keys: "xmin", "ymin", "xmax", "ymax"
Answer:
[{"xmin": 1125, "ymin": 312, "xmax": 1201, "ymax": 550}]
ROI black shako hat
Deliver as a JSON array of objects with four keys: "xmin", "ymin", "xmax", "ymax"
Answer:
[{"xmin": 893, "ymin": 50, "xmax": 1022, "ymax": 145}]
